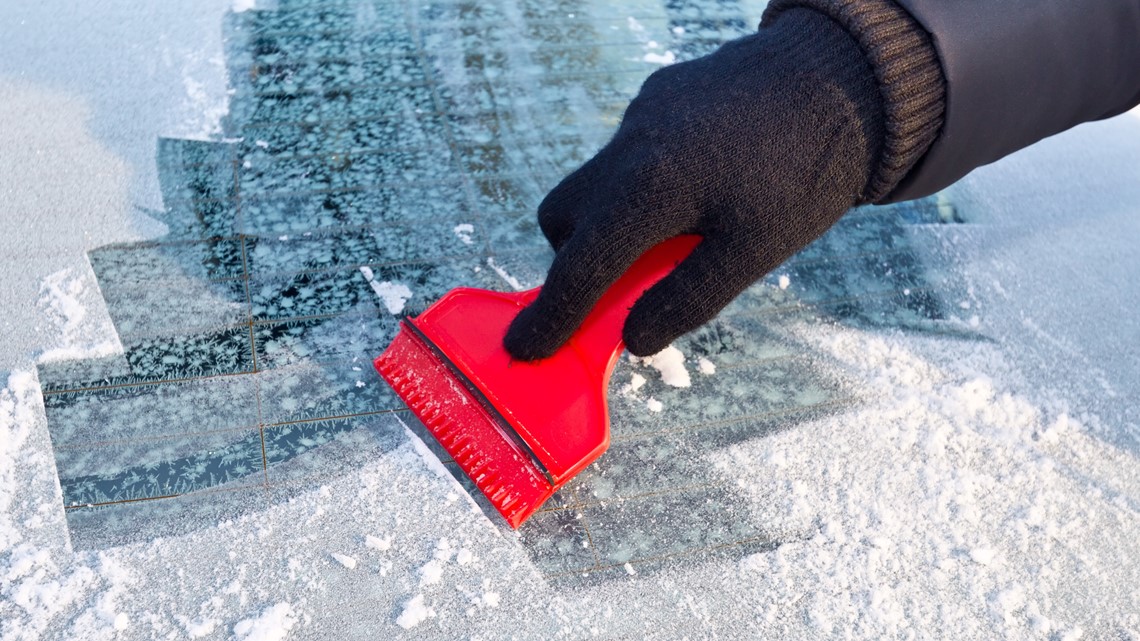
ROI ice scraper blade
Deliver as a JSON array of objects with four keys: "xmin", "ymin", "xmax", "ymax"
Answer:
[{"xmin": 373, "ymin": 235, "xmax": 700, "ymax": 528}]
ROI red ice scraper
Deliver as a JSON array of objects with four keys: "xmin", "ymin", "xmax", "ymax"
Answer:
[{"xmin": 373, "ymin": 235, "xmax": 700, "ymax": 528}]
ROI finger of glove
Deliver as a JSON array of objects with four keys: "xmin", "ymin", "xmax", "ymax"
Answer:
[
  {"xmin": 536, "ymin": 158, "xmax": 604, "ymax": 251},
  {"xmin": 622, "ymin": 236, "xmax": 771, "ymax": 357},
  {"xmin": 504, "ymin": 219, "xmax": 661, "ymax": 361}
]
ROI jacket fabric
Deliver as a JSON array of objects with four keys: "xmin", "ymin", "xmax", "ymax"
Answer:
[{"xmin": 767, "ymin": 0, "xmax": 1140, "ymax": 203}]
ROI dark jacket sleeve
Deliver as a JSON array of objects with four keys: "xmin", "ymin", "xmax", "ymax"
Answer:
[
  {"xmin": 888, "ymin": 0, "xmax": 1140, "ymax": 202},
  {"xmin": 764, "ymin": 0, "xmax": 1140, "ymax": 204}
]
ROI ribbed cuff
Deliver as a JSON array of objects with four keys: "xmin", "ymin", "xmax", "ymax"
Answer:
[{"xmin": 762, "ymin": 0, "xmax": 946, "ymax": 202}]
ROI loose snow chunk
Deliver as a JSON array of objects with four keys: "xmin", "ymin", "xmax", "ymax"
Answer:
[
  {"xmin": 778, "ymin": 274, "xmax": 791, "ymax": 290},
  {"xmin": 697, "ymin": 357, "xmax": 716, "ymax": 375},
  {"xmin": 621, "ymin": 373, "xmax": 647, "ymax": 397},
  {"xmin": 232, "ymin": 0, "xmax": 256, "ymax": 13},
  {"xmin": 396, "ymin": 595, "xmax": 432, "ymax": 629},
  {"xmin": 453, "ymin": 223, "xmax": 475, "ymax": 245},
  {"xmin": 365, "ymin": 534, "xmax": 392, "ymax": 551},
  {"xmin": 483, "ymin": 591, "xmax": 501, "ymax": 607},
  {"xmin": 970, "ymin": 548, "xmax": 997, "ymax": 566},
  {"xmin": 456, "ymin": 549, "xmax": 473, "ymax": 565},
  {"xmin": 643, "ymin": 51, "xmax": 676, "ymax": 65},
  {"xmin": 624, "ymin": 563, "xmax": 637, "ymax": 575},
  {"xmin": 184, "ymin": 617, "xmax": 218, "ymax": 638},
  {"xmin": 646, "ymin": 397, "xmax": 664, "ymax": 413},
  {"xmin": 233, "ymin": 602, "xmax": 297, "ymax": 641},
  {"xmin": 331, "ymin": 553, "xmax": 357, "ymax": 569},
  {"xmin": 647, "ymin": 345, "xmax": 691, "ymax": 388},
  {"xmin": 359, "ymin": 266, "xmax": 413, "ymax": 314},
  {"xmin": 420, "ymin": 560, "xmax": 444, "ymax": 585},
  {"xmin": 114, "ymin": 613, "xmax": 130, "ymax": 631}
]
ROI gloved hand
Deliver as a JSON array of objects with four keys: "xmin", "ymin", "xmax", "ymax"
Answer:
[{"xmin": 504, "ymin": 8, "xmax": 890, "ymax": 361}]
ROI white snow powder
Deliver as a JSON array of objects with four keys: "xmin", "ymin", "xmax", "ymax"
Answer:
[
  {"xmin": 621, "ymin": 373, "xmax": 647, "ymax": 397},
  {"xmin": 970, "ymin": 548, "xmax": 997, "ymax": 566},
  {"xmin": 697, "ymin": 357, "xmax": 716, "ymax": 376},
  {"xmin": 113, "ymin": 612, "xmax": 129, "ymax": 630},
  {"xmin": 396, "ymin": 595, "xmax": 432, "ymax": 629},
  {"xmin": 642, "ymin": 51, "xmax": 676, "ymax": 65},
  {"xmin": 331, "ymin": 553, "xmax": 357, "ymax": 570},
  {"xmin": 419, "ymin": 560, "xmax": 444, "ymax": 586},
  {"xmin": 364, "ymin": 534, "xmax": 391, "ymax": 551},
  {"xmin": 233, "ymin": 602, "xmax": 297, "ymax": 641},
  {"xmin": 184, "ymin": 616, "xmax": 218, "ymax": 638},
  {"xmin": 453, "ymin": 223, "xmax": 475, "ymax": 245},
  {"xmin": 359, "ymin": 266, "xmax": 413, "ymax": 314},
  {"xmin": 646, "ymin": 345, "xmax": 691, "ymax": 388}
]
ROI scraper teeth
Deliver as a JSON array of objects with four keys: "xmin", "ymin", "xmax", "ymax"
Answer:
[{"xmin": 375, "ymin": 327, "xmax": 555, "ymax": 527}]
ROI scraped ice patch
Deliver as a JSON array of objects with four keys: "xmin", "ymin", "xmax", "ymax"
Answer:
[
  {"xmin": 643, "ymin": 51, "xmax": 676, "ymax": 65},
  {"xmin": 396, "ymin": 594, "xmax": 432, "ymax": 629},
  {"xmin": 698, "ymin": 357, "xmax": 717, "ymax": 376},
  {"xmin": 486, "ymin": 257, "xmax": 523, "ymax": 291},
  {"xmin": 359, "ymin": 266, "xmax": 413, "ymax": 314},
  {"xmin": 331, "ymin": 553, "xmax": 357, "ymax": 570},
  {"xmin": 233, "ymin": 602, "xmax": 297, "ymax": 641},
  {"xmin": 453, "ymin": 223, "xmax": 475, "ymax": 245},
  {"xmin": 646, "ymin": 345, "xmax": 691, "ymax": 388}
]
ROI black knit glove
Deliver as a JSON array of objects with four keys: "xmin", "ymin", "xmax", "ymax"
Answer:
[{"xmin": 504, "ymin": 3, "xmax": 943, "ymax": 360}]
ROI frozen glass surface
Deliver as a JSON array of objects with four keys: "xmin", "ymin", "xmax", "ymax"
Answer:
[{"xmin": 40, "ymin": 0, "xmax": 971, "ymax": 586}]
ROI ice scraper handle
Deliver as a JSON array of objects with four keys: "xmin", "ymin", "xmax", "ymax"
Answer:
[{"xmin": 554, "ymin": 235, "xmax": 702, "ymax": 372}]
